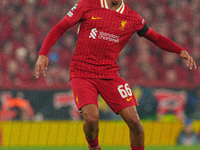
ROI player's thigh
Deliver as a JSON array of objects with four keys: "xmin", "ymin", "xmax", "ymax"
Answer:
[
  {"xmin": 118, "ymin": 105, "xmax": 141, "ymax": 125},
  {"xmin": 97, "ymin": 78, "xmax": 138, "ymax": 114},
  {"xmin": 70, "ymin": 78, "xmax": 98, "ymax": 111}
]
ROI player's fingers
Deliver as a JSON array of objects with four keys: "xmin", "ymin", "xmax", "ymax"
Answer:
[
  {"xmin": 180, "ymin": 50, "xmax": 197, "ymax": 70},
  {"xmin": 194, "ymin": 61, "xmax": 197, "ymax": 70},
  {"xmin": 188, "ymin": 56, "xmax": 198, "ymax": 70},
  {"xmin": 187, "ymin": 56, "xmax": 192, "ymax": 69},
  {"xmin": 34, "ymin": 64, "xmax": 41, "ymax": 78},
  {"xmin": 183, "ymin": 53, "xmax": 190, "ymax": 68},
  {"xmin": 182, "ymin": 52, "xmax": 193, "ymax": 69},
  {"xmin": 190, "ymin": 57, "xmax": 197, "ymax": 70},
  {"xmin": 41, "ymin": 63, "xmax": 46, "ymax": 77},
  {"xmin": 45, "ymin": 59, "xmax": 49, "ymax": 70}
]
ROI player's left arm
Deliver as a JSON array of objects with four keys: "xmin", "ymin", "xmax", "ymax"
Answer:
[{"xmin": 140, "ymin": 27, "xmax": 197, "ymax": 70}]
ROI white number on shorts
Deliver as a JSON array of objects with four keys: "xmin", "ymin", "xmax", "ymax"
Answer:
[{"xmin": 117, "ymin": 83, "xmax": 133, "ymax": 98}]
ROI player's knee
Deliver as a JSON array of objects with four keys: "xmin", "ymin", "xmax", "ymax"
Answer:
[
  {"xmin": 84, "ymin": 114, "xmax": 99, "ymax": 130},
  {"xmin": 127, "ymin": 119, "xmax": 144, "ymax": 134},
  {"xmin": 85, "ymin": 116, "xmax": 98, "ymax": 126}
]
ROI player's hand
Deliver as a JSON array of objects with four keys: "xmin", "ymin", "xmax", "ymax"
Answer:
[
  {"xmin": 180, "ymin": 50, "xmax": 197, "ymax": 70},
  {"xmin": 34, "ymin": 55, "xmax": 49, "ymax": 78}
]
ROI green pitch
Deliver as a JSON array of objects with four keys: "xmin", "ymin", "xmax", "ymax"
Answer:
[{"xmin": 1, "ymin": 146, "xmax": 200, "ymax": 150}]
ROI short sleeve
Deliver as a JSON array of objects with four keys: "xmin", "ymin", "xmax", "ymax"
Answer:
[
  {"xmin": 134, "ymin": 11, "xmax": 149, "ymax": 36},
  {"xmin": 64, "ymin": 0, "xmax": 88, "ymax": 26}
]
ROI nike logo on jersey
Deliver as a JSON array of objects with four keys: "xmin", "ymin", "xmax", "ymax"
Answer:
[
  {"xmin": 92, "ymin": 16, "xmax": 102, "ymax": 20},
  {"xmin": 126, "ymin": 97, "xmax": 132, "ymax": 101}
]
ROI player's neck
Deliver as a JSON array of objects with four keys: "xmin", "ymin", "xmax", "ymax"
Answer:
[{"xmin": 106, "ymin": 0, "xmax": 122, "ymax": 11}]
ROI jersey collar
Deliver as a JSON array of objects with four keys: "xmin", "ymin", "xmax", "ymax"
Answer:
[{"xmin": 100, "ymin": 0, "xmax": 125, "ymax": 14}]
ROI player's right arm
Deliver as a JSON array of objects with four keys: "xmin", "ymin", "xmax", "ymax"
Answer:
[
  {"xmin": 34, "ymin": 19, "xmax": 71, "ymax": 78},
  {"xmin": 34, "ymin": 0, "xmax": 87, "ymax": 78}
]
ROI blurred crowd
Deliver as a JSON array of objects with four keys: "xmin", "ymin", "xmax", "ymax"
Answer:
[{"xmin": 0, "ymin": 0, "xmax": 200, "ymax": 89}]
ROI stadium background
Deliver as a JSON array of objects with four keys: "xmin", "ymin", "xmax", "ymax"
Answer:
[{"xmin": 0, "ymin": 0, "xmax": 200, "ymax": 149}]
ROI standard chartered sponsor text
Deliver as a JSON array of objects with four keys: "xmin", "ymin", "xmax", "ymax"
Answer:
[{"xmin": 98, "ymin": 31, "xmax": 119, "ymax": 43}]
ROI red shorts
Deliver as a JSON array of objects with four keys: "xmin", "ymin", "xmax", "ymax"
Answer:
[{"xmin": 70, "ymin": 77, "xmax": 138, "ymax": 114}]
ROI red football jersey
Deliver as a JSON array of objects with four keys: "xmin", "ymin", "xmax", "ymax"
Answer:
[{"xmin": 64, "ymin": 0, "xmax": 146, "ymax": 79}]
